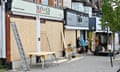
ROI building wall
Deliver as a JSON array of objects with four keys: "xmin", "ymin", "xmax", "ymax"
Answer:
[
  {"xmin": 63, "ymin": 0, "xmax": 71, "ymax": 8},
  {"xmin": 48, "ymin": 0, "xmax": 63, "ymax": 8},
  {"xmin": 10, "ymin": 17, "xmax": 37, "ymax": 61},
  {"xmin": 35, "ymin": 0, "xmax": 63, "ymax": 8},
  {"xmin": 91, "ymin": 0, "xmax": 102, "ymax": 10}
]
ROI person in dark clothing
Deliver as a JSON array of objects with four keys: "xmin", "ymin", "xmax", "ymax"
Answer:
[
  {"xmin": 85, "ymin": 39, "xmax": 89, "ymax": 53},
  {"xmin": 77, "ymin": 37, "xmax": 80, "ymax": 48},
  {"xmin": 76, "ymin": 37, "xmax": 81, "ymax": 53},
  {"xmin": 94, "ymin": 44, "xmax": 103, "ymax": 55},
  {"xmin": 94, "ymin": 36, "xmax": 103, "ymax": 55}
]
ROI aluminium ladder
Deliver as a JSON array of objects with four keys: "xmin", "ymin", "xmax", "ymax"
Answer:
[{"xmin": 11, "ymin": 22, "xmax": 29, "ymax": 71}]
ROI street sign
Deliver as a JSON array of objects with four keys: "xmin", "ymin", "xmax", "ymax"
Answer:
[{"xmin": 89, "ymin": 18, "xmax": 96, "ymax": 31}]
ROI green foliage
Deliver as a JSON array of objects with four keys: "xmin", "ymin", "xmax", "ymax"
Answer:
[
  {"xmin": 101, "ymin": 0, "xmax": 120, "ymax": 32},
  {"xmin": 0, "ymin": 60, "xmax": 7, "ymax": 70}
]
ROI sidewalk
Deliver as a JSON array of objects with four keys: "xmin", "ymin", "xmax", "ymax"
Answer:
[{"xmin": 8, "ymin": 56, "xmax": 120, "ymax": 72}]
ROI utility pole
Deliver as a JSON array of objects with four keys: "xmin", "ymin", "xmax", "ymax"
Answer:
[
  {"xmin": 36, "ymin": 4, "xmax": 41, "ymax": 63},
  {"xmin": 36, "ymin": 4, "xmax": 41, "ymax": 53},
  {"xmin": 106, "ymin": 21, "xmax": 113, "ymax": 67},
  {"xmin": 36, "ymin": 14, "xmax": 41, "ymax": 52},
  {"xmin": 1, "ymin": 0, "xmax": 7, "ymax": 59}
]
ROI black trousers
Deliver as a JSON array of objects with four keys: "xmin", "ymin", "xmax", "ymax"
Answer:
[{"xmin": 85, "ymin": 46, "xmax": 88, "ymax": 53}]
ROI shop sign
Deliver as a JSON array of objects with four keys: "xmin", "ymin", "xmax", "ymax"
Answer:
[
  {"xmin": 96, "ymin": 17, "xmax": 102, "ymax": 30},
  {"xmin": 89, "ymin": 17, "xmax": 102, "ymax": 31},
  {"xmin": 89, "ymin": 18, "xmax": 96, "ymax": 31},
  {"xmin": 36, "ymin": 5, "xmax": 63, "ymax": 19},
  {"xmin": 11, "ymin": 0, "xmax": 63, "ymax": 19},
  {"xmin": 66, "ymin": 10, "xmax": 89, "ymax": 30},
  {"xmin": 11, "ymin": 0, "xmax": 36, "ymax": 15},
  {"xmin": 36, "ymin": 5, "xmax": 50, "ymax": 15}
]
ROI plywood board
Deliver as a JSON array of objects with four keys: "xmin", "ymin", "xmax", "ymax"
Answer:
[
  {"xmin": 41, "ymin": 21, "xmax": 63, "ymax": 52},
  {"xmin": 64, "ymin": 30, "xmax": 76, "ymax": 47},
  {"xmin": 10, "ymin": 17, "xmax": 36, "ymax": 61}
]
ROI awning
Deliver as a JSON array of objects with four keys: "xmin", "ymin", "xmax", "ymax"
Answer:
[{"xmin": 95, "ymin": 30, "xmax": 112, "ymax": 33}]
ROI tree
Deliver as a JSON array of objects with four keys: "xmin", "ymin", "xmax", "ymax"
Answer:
[
  {"xmin": 101, "ymin": 0, "xmax": 120, "ymax": 31},
  {"xmin": 101, "ymin": 0, "xmax": 120, "ymax": 58}
]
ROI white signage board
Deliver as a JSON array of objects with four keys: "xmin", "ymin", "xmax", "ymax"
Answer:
[
  {"xmin": 96, "ymin": 17, "xmax": 102, "ymax": 30},
  {"xmin": 11, "ymin": 0, "xmax": 63, "ymax": 20},
  {"xmin": 115, "ymin": 33, "xmax": 120, "ymax": 50}
]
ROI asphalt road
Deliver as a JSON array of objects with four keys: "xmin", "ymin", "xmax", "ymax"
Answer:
[{"xmin": 8, "ymin": 55, "xmax": 120, "ymax": 72}]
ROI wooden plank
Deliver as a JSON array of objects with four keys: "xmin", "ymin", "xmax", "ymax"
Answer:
[
  {"xmin": 28, "ymin": 52, "xmax": 56, "ymax": 56},
  {"xmin": 61, "ymin": 32, "xmax": 67, "ymax": 48}
]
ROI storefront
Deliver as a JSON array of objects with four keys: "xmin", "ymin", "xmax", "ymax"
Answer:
[
  {"xmin": 64, "ymin": 8, "xmax": 89, "ymax": 48},
  {"xmin": 5, "ymin": 0, "xmax": 64, "ymax": 69},
  {"xmin": 89, "ymin": 17, "xmax": 113, "ymax": 52}
]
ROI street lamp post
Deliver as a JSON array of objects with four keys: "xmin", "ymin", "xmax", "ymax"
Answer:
[{"xmin": 106, "ymin": 21, "xmax": 113, "ymax": 67}]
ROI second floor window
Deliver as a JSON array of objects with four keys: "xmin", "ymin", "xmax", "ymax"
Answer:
[
  {"xmin": 58, "ymin": 0, "xmax": 62, "ymax": 8},
  {"xmin": 41, "ymin": 0, "xmax": 48, "ymax": 5},
  {"xmin": 23, "ymin": 0, "xmax": 36, "ymax": 3},
  {"xmin": 54, "ymin": 0, "xmax": 58, "ymax": 8}
]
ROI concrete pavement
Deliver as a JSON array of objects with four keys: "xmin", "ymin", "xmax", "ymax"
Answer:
[{"xmin": 8, "ymin": 55, "xmax": 120, "ymax": 72}]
